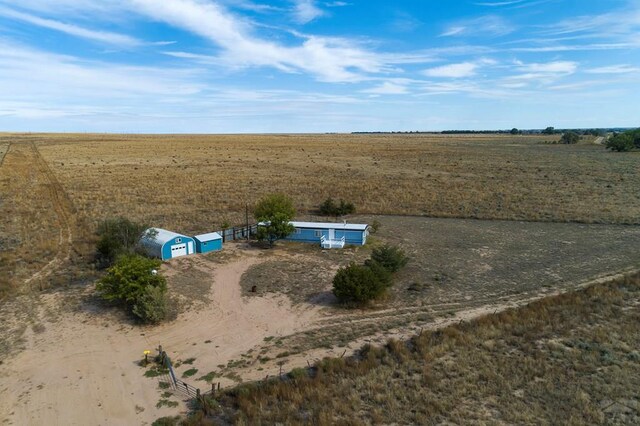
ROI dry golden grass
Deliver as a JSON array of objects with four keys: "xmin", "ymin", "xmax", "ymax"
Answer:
[
  {"xmin": 0, "ymin": 138, "xmax": 94, "ymax": 297},
  {"xmin": 0, "ymin": 142, "xmax": 64, "ymax": 296},
  {"xmin": 211, "ymin": 273, "xmax": 640, "ymax": 425},
  {"xmin": 2, "ymin": 131, "xmax": 638, "ymax": 297},
  {"xmin": 19, "ymin": 132, "xmax": 640, "ymax": 237}
]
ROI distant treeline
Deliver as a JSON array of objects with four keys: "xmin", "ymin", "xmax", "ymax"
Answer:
[{"xmin": 352, "ymin": 128, "xmax": 632, "ymax": 136}]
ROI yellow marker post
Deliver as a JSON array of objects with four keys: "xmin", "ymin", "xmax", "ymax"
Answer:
[{"xmin": 143, "ymin": 350, "xmax": 151, "ymax": 366}]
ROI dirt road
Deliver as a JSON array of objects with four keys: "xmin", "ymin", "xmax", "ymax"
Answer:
[{"xmin": 24, "ymin": 142, "xmax": 76, "ymax": 287}]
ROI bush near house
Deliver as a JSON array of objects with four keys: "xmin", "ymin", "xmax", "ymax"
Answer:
[
  {"xmin": 560, "ymin": 132, "xmax": 580, "ymax": 144},
  {"xmin": 96, "ymin": 217, "xmax": 151, "ymax": 268},
  {"xmin": 606, "ymin": 129, "xmax": 640, "ymax": 152},
  {"xmin": 332, "ymin": 244, "xmax": 408, "ymax": 305},
  {"xmin": 368, "ymin": 244, "xmax": 409, "ymax": 273},
  {"xmin": 332, "ymin": 262, "xmax": 391, "ymax": 304},
  {"xmin": 319, "ymin": 197, "xmax": 356, "ymax": 217},
  {"xmin": 96, "ymin": 254, "xmax": 168, "ymax": 323}
]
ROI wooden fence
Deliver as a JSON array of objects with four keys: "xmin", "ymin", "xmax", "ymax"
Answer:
[{"xmin": 156, "ymin": 346, "xmax": 221, "ymax": 415}]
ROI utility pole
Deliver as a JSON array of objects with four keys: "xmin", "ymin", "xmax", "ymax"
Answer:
[{"xmin": 246, "ymin": 203, "xmax": 250, "ymax": 241}]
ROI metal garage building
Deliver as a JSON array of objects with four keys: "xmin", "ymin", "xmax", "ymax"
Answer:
[
  {"xmin": 194, "ymin": 232, "xmax": 223, "ymax": 254},
  {"xmin": 139, "ymin": 228, "xmax": 195, "ymax": 260}
]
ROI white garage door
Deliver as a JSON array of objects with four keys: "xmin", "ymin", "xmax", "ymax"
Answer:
[{"xmin": 170, "ymin": 243, "xmax": 187, "ymax": 258}]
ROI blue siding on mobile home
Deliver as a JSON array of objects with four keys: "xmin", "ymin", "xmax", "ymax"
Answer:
[
  {"xmin": 194, "ymin": 232, "xmax": 223, "ymax": 254},
  {"xmin": 284, "ymin": 222, "xmax": 369, "ymax": 246}
]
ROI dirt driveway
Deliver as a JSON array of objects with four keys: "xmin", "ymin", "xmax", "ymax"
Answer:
[{"xmin": 0, "ymin": 248, "xmax": 320, "ymax": 425}]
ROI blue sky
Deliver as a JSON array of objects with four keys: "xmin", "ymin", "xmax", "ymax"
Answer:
[{"xmin": 0, "ymin": 0, "xmax": 638, "ymax": 132}]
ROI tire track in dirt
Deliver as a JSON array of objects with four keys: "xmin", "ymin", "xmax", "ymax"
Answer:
[
  {"xmin": 24, "ymin": 142, "xmax": 76, "ymax": 288},
  {"xmin": 0, "ymin": 142, "xmax": 9, "ymax": 168},
  {"xmin": 282, "ymin": 266, "xmax": 640, "ymax": 354}
]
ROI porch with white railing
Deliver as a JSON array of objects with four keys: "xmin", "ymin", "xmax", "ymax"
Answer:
[{"xmin": 320, "ymin": 235, "xmax": 345, "ymax": 249}]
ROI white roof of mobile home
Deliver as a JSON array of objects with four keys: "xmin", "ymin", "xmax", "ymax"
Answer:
[
  {"xmin": 194, "ymin": 232, "xmax": 222, "ymax": 241},
  {"xmin": 290, "ymin": 221, "xmax": 368, "ymax": 231}
]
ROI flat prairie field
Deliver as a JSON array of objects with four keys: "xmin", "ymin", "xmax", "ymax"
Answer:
[
  {"xmin": 1, "ymin": 132, "xmax": 638, "ymax": 294},
  {"xmin": 18, "ymin": 132, "xmax": 640, "ymax": 231}
]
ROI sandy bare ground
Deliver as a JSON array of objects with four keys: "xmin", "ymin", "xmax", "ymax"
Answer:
[
  {"xmin": 0, "ymin": 249, "xmax": 320, "ymax": 425},
  {"xmin": 1, "ymin": 240, "xmax": 638, "ymax": 425}
]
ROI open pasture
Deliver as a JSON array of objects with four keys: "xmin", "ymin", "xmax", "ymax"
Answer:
[
  {"xmin": 2, "ymin": 131, "xmax": 638, "ymax": 297},
  {"xmin": 21, "ymin": 132, "xmax": 640, "ymax": 234}
]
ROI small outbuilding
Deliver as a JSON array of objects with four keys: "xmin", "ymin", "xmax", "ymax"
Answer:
[
  {"xmin": 194, "ymin": 232, "xmax": 223, "ymax": 254},
  {"xmin": 286, "ymin": 221, "xmax": 369, "ymax": 249},
  {"xmin": 139, "ymin": 228, "xmax": 196, "ymax": 260}
]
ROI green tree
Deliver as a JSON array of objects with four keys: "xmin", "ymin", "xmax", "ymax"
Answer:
[
  {"xmin": 96, "ymin": 217, "xmax": 151, "ymax": 268},
  {"xmin": 510, "ymin": 128, "xmax": 520, "ymax": 135},
  {"xmin": 133, "ymin": 285, "xmax": 169, "ymax": 324},
  {"xmin": 319, "ymin": 197, "xmax": 355, "ymax": 216},
  {"xmin": 605, "ymin": 132, "xmax": 635, "ymax": 152},
  {"xmin": 368, "ymin": 244, "xmax": 409, "ymax": 273},
  {"xmin": 96, "ymin": 254, "xmax": 168, "ymax": 323},
  {"xmin": 542, "ymin": 126, "xmax": 556, "ymax": 135},
  {"xmin": 560, "ymin": 132, "xmax": 580, "ymax": 144},
  {"xmin": 332, "ymin": 262, "xmax": 391, "ymax": 304},
  {"xmin": 337, "ymin": 199, "xmax": 356, "ymax": 216},
  {"xmin": 319, "ymin": 197, "xmax": 337, "ymax": 216},
  {"xmin": 254, "ymin": 193, "xmax": 296, "ymax": 247}
]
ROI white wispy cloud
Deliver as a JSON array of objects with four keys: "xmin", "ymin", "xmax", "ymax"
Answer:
[
  {"xmin": 510, "ymin": 42, "xmax": 640, "ymax": 52},
  {"xmin": 518, "ymin": 61, "xmax": 577, "ymax": 74},
  {"xmin": 423, "ymin": 62, "xmax": 479, "ymax": 78},
  {"xmin": 474, "ymin": 0, "xmax": 527, "ymax": 6},
  {"xmin": 128, "ymin": 0, "xmax": 382, "ymax": 82},
  {"xmin": 585, "ymin": 64, "xmax": 640, "ymax": 74},
  {"xmin": 475, "ymin": 0, "xmax": 554, "ymax": 8},
  {"xmin": 362, "ymin": 82, "xmax": 409, "ymax": 95},
  {"xmin": 292, "ymin": 0, "xmax": 325, "ymax": 24},
  {"xmin": 504, "ymin": 60, "xmax": 578, "ymax": 85},
  {"xmin": 324, "ymin": 1, "xmax": 349, "ymax": 7},
  {"xmin": 0, "ymin": 6, "xmax": 141, "ymax": 46},
  {"xmin": 389, "ymin": 11, "xmax": 422, "ymax": 33},
  {"xmin": 423, "ymin": 59, "xmax": 496, "ymax": 78},
  {"xmin": 0, "ymin": 41, "xmax": 204, "ymax": 97},
  {"xmin": 541, "ymin": 8, "xmax": 640, "ymax": 38},
  {"xmin": 441, "ymin": 15, "xmax": 515, "ymax": 37}
]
